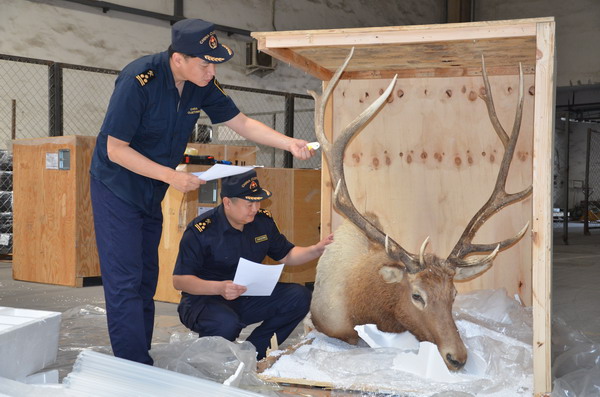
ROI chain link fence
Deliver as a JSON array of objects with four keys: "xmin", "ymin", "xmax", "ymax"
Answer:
[
  {"xmin": 583, "ymin": 129, "xmax": 600, "ymax": 232},
  {"xmin": 0, "ymin": 53, "xmax": 317, "ymax": 256}
]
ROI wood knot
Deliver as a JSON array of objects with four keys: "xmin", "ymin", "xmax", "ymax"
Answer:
[
  {"xmin": 454, "ymin": 157, "xmax": 462, "ymax": 166},
  {"xmin": 385, "ymin": 155, "xmax": 392, "ymax": 165},
  {"xmin": 518, "ymin": 151, "xmax": 529, "ymax": 161},
  {"xmin": 468, "ymin": 156, "xmax": 473, "ymax": 165},
  {"xmin": 489, "ymin": 154, "xmax": 495, "ymax": 163},
  {"xmin": 399, "ymin": 152, "xmax": 404, "ymax": 157},
  {"xmin": 372, "ymin": 157, "xmax": 380, "ymax": 169},
  {"xmin": 434, "ymin": 152, "xmax": 443, "ymax": 162},
  {"xmin": 420, "ymin": 151, "xmax": 428, "ymax": 160},
  {"xmin": 479, "ymin": 86, "xmax": 486, "ymax": 96},
  {"xmin": 529, "ymin": 86, "xmax": 535, "ymax": 96},
  {"xmin": 397, "ymin": 89, "xmax": 404, "ymax": 98},
  {"xmin": 352, "ymin": 152, "xmax": 361, "ymax": 164},
  {"xmin": 468, "ymin": 91, "xmax": 478, "ymax": 101},
  {"xmin": 406, "ymin": 154, "xmax": 412, "ymax": 164},
  {"xmin": 461, "ymin": 86, "xmax": 467, "ymax": 94},
  {"xmin": 445, "ymin": 89, "xmax": 452, "ymax": 98},
  {"xmin": 481, "ymin": 151, "xmax": 486, "ymax": 157}
]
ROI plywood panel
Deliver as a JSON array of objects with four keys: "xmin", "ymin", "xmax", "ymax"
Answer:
[{"xmin": 329, "ymin": 74, "xmax": 534, "ymax": 304}]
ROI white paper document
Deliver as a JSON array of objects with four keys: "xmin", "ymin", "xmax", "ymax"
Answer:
[
  {"xmin": 192, "ymin": 164, "xmax": 254, "ymax": 181},
  {"xmin": 232, "ymin": 258, "xmax": 284, "ymax": 296}
]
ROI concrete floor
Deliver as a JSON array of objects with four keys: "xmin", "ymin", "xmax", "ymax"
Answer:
[{"xmin": 1, "ymin": 222, "xmax": 599, "ymax": 394}]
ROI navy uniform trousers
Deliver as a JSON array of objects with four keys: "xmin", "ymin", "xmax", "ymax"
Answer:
[
  {"xmin": 178, "ymin": 283, "xmax": 311, "ymax": 360},
  {"xmin": 90, "ymin": 177, "xmax": 162, "ymax": 365}
]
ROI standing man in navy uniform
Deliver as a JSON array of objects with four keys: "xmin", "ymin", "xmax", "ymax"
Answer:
[
  {"xmin": 90, "ymin": 19, "xmax": 315, "ymax": 365},
  {"xmin": 173, "ymin": 170, "xmax": 333, "ymax": 360}
]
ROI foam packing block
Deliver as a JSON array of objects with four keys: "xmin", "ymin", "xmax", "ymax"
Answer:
[{"xmin": 0, "ymin": 307, "xmax": 61, "ymax": 380}]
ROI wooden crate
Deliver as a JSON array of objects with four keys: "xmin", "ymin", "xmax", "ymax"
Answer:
[
  {"xmin": 11, "ymin": 139, "xmax": 257, "ymax": 289},
  {"xmin": 13, "ymin": 136, "xmax": 99, "ymax": 287},
  {"xmin": 253, "ymin": 17, "xmax": 555, "ymax": 395},
  {"xmin": 154, "ymin": 167, "xmax": 321, "ymax": 303}
]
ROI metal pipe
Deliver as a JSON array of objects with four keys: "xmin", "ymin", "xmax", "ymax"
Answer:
[
  {"xmin": 563, "ymin": 111, "xmax": 570, "ymax": 244},
  {"xmin": 60, "ymin": 0, "xmax": 251, "ymax": 36}
]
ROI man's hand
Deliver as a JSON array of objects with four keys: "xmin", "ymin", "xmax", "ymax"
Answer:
[
  {"xmin": 167, "ymin": 170, "xmax": 205, "ymax": 193},
  {"xmin": 221, "ymin": 281, "xmax": 247, "ymax": 300},
  {"xmin": 288, "ymin": 138, "xmax": 316, "ymax": 160},
  {"xmin": 315, "ymin": 233, "xmax": 334, "ymax": 256}
]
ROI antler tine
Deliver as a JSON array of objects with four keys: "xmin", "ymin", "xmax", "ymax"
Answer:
[
  {"xmin": 448, "ymin": 58, "xmax": 532, "ymax": 265},
  {"xmin": 479, "ymin": 55, "xmax": 510, "ymax": 148},
  {"xmin": 312, "ymin": 48, "xmax": 421, "ymax": 273},
  {"xmin": 308, "ymin": 47, "xmax": 356, "ymax": 155}
]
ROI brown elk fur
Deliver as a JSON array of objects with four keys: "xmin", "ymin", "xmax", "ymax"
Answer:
[{"xmin": 311, "ymin": 220, "xmax": 467, "ymax": 369}]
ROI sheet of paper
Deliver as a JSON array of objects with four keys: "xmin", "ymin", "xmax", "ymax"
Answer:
[
  {"xmin": 232, "ymin": 258, "xmax": 284, "ymax": 296},
  {"xmin": 192, "ymin": 164, "xmax": 254, "ymax": 181}
]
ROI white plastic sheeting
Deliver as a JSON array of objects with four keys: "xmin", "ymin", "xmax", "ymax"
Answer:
[{"xmin": 261, "ymin": 289, "xmax": 534, "ymax": 396}]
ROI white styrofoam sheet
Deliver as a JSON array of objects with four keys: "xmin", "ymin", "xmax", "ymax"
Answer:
[{"xmin": 0, "ymin": 306, "xmax": 61, "ymax": 380}]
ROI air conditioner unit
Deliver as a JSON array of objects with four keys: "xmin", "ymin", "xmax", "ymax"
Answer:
[{"xmin": 245, "ymin": 40, "xmax": 275, "ymax": 76}]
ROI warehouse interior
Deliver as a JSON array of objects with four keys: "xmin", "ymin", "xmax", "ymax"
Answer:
[{"xmin": 1, "ymin": 0, "xmax": 600, "ymax": 396}]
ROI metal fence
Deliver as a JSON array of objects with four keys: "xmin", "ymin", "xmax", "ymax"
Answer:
[
  {"xmin": 583, "ymin": 128, "xmax": 600, "ymax": 234},
  {"xmin": 0, "ymin": 53, "xmax": 318, "ymax": 255}
]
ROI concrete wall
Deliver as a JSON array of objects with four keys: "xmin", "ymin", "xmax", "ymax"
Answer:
[
  {"xmin": 475, "ymin": 0, "xmax": 600, "ymax": 87},
  {"xmin": 0, "ymin": 0, "xmax": 445, "ymax": 94}
]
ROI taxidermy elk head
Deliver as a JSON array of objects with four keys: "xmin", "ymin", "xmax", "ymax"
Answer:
[{"xmin": 308, "ymin": 48, "xmax": 532, "ymax": 371}]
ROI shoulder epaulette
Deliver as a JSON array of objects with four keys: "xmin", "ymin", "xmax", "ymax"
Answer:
[
  {"xmin": 194, "ymin": 217, "xmax": 213, "ymax": 233},
  {"xmin": 258, "ymin": 209, "xmax": 273, "ymax": 219},
  {"xmin": 213, "ymin": 78, "xmax": 227, "ymax": 96},
  {"xmin": 135, "ymin": 69, "xmax": 156, "ymax": 87}
]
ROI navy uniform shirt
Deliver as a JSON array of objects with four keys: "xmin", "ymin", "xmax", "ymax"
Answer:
[
  {"xmin": 173, "ymin": 205, "xmax": 294, "ymax": 304},
  {"xmin": 90, "ymin": 51, "xmax": 239, "ymax": 214}
]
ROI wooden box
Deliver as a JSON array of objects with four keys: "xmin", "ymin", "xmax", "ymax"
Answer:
[
  {"xmin": 13, "ymin": 136, "xmax": 99, "ymax": 287},
  {"xmin": 154, "ymin": 167, "xmax": 321, "ymax": 303},
  {"xmin": 12, "ymin": 139, "xmax": 259, "ymax": 289},
  {"xmin": 253, "ymin": 17, "xmax": 555, "ymax": 395}
]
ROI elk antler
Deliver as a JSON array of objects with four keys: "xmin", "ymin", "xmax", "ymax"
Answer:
[
  {"xmin": 308, "ymin": 48, "xmax": 422, "ymax": 273},
  {"xmin": 447, "ymin": 56, "xmax": 532, "ymax": 280}
]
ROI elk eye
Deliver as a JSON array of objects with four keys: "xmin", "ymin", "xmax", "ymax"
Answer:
[{"xmin": 412, "ymin": 293, "xmax": 424, "ymax": 304}]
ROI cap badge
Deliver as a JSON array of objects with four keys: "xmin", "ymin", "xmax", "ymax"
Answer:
[
  {"xmin": 209, "ymin": 35, "xmax": 218, "ymax": 49},
  {"xmin": 249, "ymin": 180, "xmax": 258, "ymax": 190}
]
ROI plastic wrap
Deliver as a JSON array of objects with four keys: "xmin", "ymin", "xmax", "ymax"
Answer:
[
  {"xmin": 261, "ymin": 289, "xmax": 533, "ymax": 396},
  {"xmin": 151, "ymin": 333, "xmax": 281, "ymax": 396},
  {"xmin": 551, "ymin": 316, "xmax": 600, "ymax": 396}
]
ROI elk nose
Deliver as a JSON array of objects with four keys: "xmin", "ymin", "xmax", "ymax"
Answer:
[{"xmin": 446, "ymin": 353, "xmax": 466, "ymax": 370}]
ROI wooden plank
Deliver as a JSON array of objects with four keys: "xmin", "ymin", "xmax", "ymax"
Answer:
[
  {"xmin": 284, "ymin": 169, "xmax": 321, "ymax": 284},
  {"xmin": 289, "ymin": 36, "xmax": 537, "ymax": 74},
  {"xmin": 252, "ymin": 18, "xmax": 550, "ymax": 49},
  {"xmin": 155, "ymin": 176, "xmax": 201, "ymax": 304},
  {"xmin": 74, "ymin": 136, "xmax": 100, "ymax": 278},
  {"xmin": 532, "ymin": 20, "xmax": 555, "ymax": 397},
  {"xmin": 254, "ymin": 47, "xmax": 333, "ymax": 82}
]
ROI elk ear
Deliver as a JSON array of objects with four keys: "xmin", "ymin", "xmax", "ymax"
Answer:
[{"xmin": 379, "ymin": 266, "xmax": 404, "ymax": 283}]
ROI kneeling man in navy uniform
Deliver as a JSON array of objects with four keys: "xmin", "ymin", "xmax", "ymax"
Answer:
[{"xmin": 173, "ymin": 169, "xmax": 333, "ymax": 359}]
